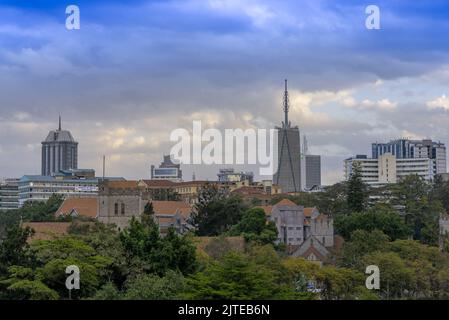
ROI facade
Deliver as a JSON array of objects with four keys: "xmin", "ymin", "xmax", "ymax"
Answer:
[
  {"xmin": 305, "ymin": 155, "xmax": 321, "ymax": 190},
  {"xmin": 151, "ymin": 155, "xmax": 182, "ymax": 182},
  {"xmin": 41, "ymin": 117, "xmax": 78, "ymax": 176},
  {"xmin": 18, "ymin": 169, "xmax": 123, "ymax": 206},
  {"xmin": 273, "ymin": 80, "xmax": 301, "ymax": 193},
  {"xmin": 97, "ymin": 180, "xmax": 193, "ymax": 232},
  {"xmin": 0, "ymin": 178, "xmax": 20, "ymax": 210},
  {"xmin": 259, "ymin": 199, "xmax": 334, "ymax": 263},
  {"xmin": 372, "ymin": 138, "xmax": 446, "ymax": 175},
  {"xmin": 97, "ymin": 180, "xmax": 143, "ymax": 230},
  {"xmin": 344, "ymin": 153, "xmax": 434, "ymax": 185},
  {"xmin": 217, "ymin": 168, "xmax": 254, "ymax": 184}
]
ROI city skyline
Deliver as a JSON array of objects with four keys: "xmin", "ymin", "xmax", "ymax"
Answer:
[{"xmin": 1, "ymin": 1, "xmax": 449, "ymax": 184}]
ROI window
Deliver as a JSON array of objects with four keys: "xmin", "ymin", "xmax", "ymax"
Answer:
[
  {"xmin": 114, "ymin": 203, "xmax": 118, "ymax": 215},
  {"xmin": 121, "ymin": 203, "xmax": 125, "ymax": 215}
]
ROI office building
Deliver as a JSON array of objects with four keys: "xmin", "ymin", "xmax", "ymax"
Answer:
[
  {"xmin": 305, "ymin": 155, "xmax": 321, "ymax": 189},
  {"xmin": 0, "ymin": 178, "xmax": 20, "ymax": 210},
  {"xmin": 273, "ymin": 80, "xmax": 301, "ymax": 193},
  {"xmin": 217, "ymin": 168, "xmax": 254, "ymax": 184},
  {"xmin": 41, "ymin": 116, "xmax": 78, "ymax": 176},
  {"xmin": 344, "ymin": 153, "xmax": 433, "ymax": 186},
  {"xmin": 18, "ymin": 169, "xmax": 124, "ymax": 207},
  {"xmin": 372, "ymin": 138, "xmax": 446, "ymax": 175},
  {"xmin": 151, "ymin": 155, "xmax": 182, "ymax": 182}
]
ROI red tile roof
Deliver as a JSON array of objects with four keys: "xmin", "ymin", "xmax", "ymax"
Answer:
[
  {"xmin": 151, "ymin": 200, "xmax": 192, "ymax": 219},
  {"xmin": 56, "ymin": 197, "xmax": 98, "ymax": 218},
  {"xmin": 275, "ymin": 198, "xmax": 298, "ymax": 207}
]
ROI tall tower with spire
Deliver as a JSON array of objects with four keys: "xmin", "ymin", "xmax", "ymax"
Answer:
[
  {"xmin": 273, "ymin": 80, "xmax": 301, "ymax": 193},
  {"xmin": 41, "ymin": 116, "xmax": 78, "ymax": 176}
]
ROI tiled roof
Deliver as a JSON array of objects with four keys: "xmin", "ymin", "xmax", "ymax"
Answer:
[
  {"xmin": 275, "ymin": 198, "xmax": 298, "ymax": 207},
  {"xmin": 106, "ymin": 180, "xmax": 139, "ymax": 189},
  {"xmin": 174, "ymin": 181, "xmax": 213, "ymax": 186},
  {"xmin": 151, "ymin": 200, "xmax": 192, "ymax": 219},
  {"xmin": 23, "ymin": 222, "xmax": 70, "ymax": 242},
  {"xmin": 141, "ymin": 180, "xmax": 177, "ymax": 187},
  {"xmin": 304, "ymin": 207, "xmax": 316, "ymax": 217},
  {"xmin": 56, "ymin": 197, "xmax": 98, "ymax": 218},
  {"xmin": 256, "ymin": 205, "xmax": 273, "ymax": 216}
]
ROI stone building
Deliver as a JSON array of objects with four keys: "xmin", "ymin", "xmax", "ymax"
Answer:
[{"xmin": 259, "ymin": 198, "xmax": 335, "ymax": 263}]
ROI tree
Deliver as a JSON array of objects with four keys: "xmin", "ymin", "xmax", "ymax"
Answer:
[
  {"xmin": 185, "ymin": 250, "xmax": 290, "ymax": 299},
  {"xmin": 360, "ymin": 251, "xmax": 414, "ymax": 299},
  {"xmin": 432, "ymin": 175, "xmax": 449, "ymax": 213},
  {"xmin": 347, "ymin": 162, "xmax": 368, "ymax": 213},
  {"xmin": 192, "ymin": 184, "xmax": 248, "ymax": 236},
  {"xmin": 334, "ymin": 203, "xmax": 411, "ymax": 241},
  {"xmin": 228, "ymin": 208, "xmax": 277, "ymax": 245},
  {"xmin": 339, "ymin": 229, "xmax": 390, "ymax": 268},
  {"xmin": 119, "ymin": 217, "xmax": 197, "ymax": 276},
  {"xmin": 31, "ymin": 237, "xmax": 113, "ymax": 299},
  {"xmin": 392, "ymin": 175, "xmax": 442, "ymax": 244},
  {"xmin": 19, "ymin": 194, "xmax": 64, "ymax": 222},
  {"xmin": 0, "ymin": 224, "xmax": 35, "ymax": 276},
  {"xmin": 124, "ymin": 271, "xmax": 186, "ymax": 300}
]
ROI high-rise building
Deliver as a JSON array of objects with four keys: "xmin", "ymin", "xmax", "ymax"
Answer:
[
  {"xmin": 41, "ymin": 116, "xmax": 78, "ymax": 176},
  {"xmin": 372, "ymin": 138, "xmax": 446, "ymax": 175},
  {"xmin": 305, "ymin": 155, "xmax": 321, "ymax": 189},
  {"xmin": 151, "ymin": 155, "xmax": 182, "ymax": 182},
  {"xmin": 273, "ymin": 80, "xmax": 301, "ymax": 193},
  {"xmin": 300, "ymin": 136, "xmax": 321, "ymax": 190}
]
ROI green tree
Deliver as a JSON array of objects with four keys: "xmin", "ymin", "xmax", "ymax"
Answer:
[
  {"xmin": 334, "ymin": 204, "xmax": 411, "ymax": 240},
  {"xmin": 186, "ymin": 246, "xmax": 301, "ymax": 300},
  {"xmin": 119, "ymin": 218, "xmax": 197, "ymax": 276},
  {"xmin": 192, "ymin": 184, "xmax": 247, "ymax": 236},
  {"xmin": 228, "ymin": 208, "xmax": 278, "ymax": 245},
  {"xmin": 124, "ymin": 270, "xmax": 186, "ymax": 300},
  {"xmin": 339, "ymin": 229, "xmax": 390, "ymax": 268},
  {"xmin": 347, "ymin": 162, "xmax": 368, "ymax": 213},
  {"xmin": 0, "ymin": 224, "xmax": 35, "ymax": 276},
  {"xmin": 360, "ymin": 251, "xmax": 414, "ymax": 299},
  {"xmin": 392, "ymin": 175, "xmax": 442, "ymax": 244}
]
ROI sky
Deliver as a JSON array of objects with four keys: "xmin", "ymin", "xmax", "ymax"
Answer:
[{"xmin": 1, "ymin": 0, "xmax": 449, "ymax": 184}]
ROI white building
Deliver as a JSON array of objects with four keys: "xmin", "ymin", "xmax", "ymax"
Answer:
[{"xmin": 344, "ymin": 153, "xmax": 434, "ymax": 186}]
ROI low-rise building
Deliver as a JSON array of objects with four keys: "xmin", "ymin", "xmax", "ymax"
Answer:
[
  {"xmin": 217, "ymin": 168, "xmax": 254, "ymax": 184},
  {"xmin": 18, "ymin": 169, "xmax": 124, "ymax": 207},
  {"xmin": 344, "ymin": 153, "xmax": 434, "ymax": 186},
  {"xmin": 0, "ymin": 178, "xmax": 20, "ymax": 210}
]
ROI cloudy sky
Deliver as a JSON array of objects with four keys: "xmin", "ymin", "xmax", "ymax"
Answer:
[{"xmin": 1, "ymin": 0, "xmax": 449, "ymax": 184}]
